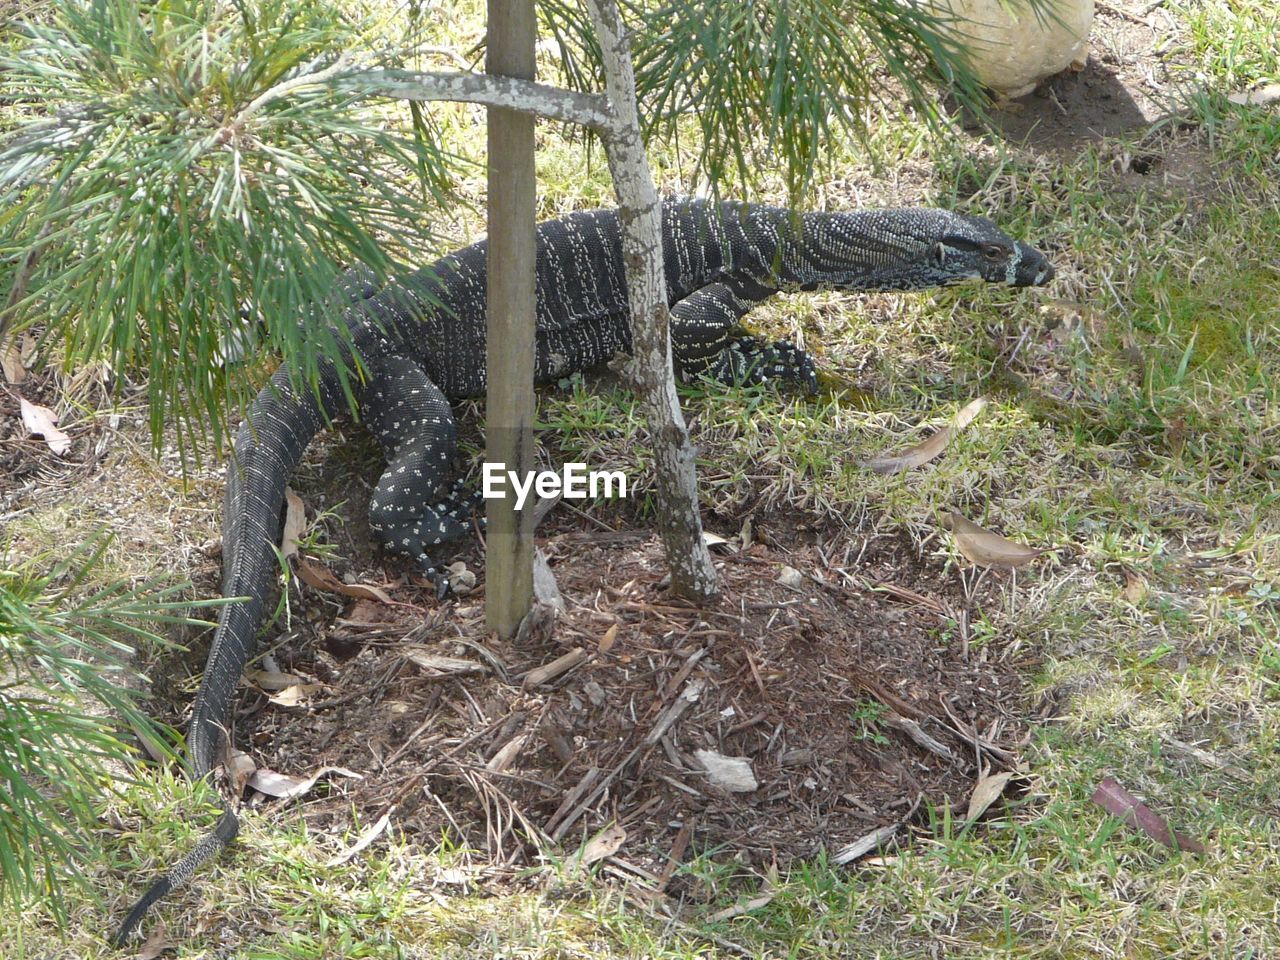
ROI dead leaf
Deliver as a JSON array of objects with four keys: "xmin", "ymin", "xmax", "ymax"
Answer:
[
  {"xmin": 127, "ymin": 717, "xmax": 173, "ymax": 764},
  {"xmin": 225, "ymin": 749, "xmax": 257, "ymax": 796},
  {"xmin": 1120, "ymin": 568, "xmax": 1147, "ymax": 604},
  {"xmin": 965, "ymin": 770, "xmax": 1015, "ymax": 822},
  {"xmin": 248, "ymin": 764, "xmax": 362, "ymax": 800},
  {"xmin": 598, "ymin": 622, "xmax": 619, "ymax": 654},
  {"xmin": 1228, "ymin": 83, "xmax": 1280, "ymax": 107},
  {"xmin": 18, "ymin": 396, "xmax": 70, "ymax": 455},
  {"xmin": 267, "ymin": 683, "xmax": 324, "ymax": 707},
  {"xmin": 281, "ymin": 488, "xmax": 307, "ymax": 559},
  {"xmin": 244, "ymin": 669, "xmax": 307, "ymax": 691},
  {"xmin": 701, "ymin": 530, "xmax": 737, "ymax": 551},
  {"xmin": 777, "ymin": 565, "xmax": 805, "ymax": 588},
  {"xmin": 694, "ymin": 749, "xmax": 758, "ymax": 793},
  {"xmin": 326, "ymin": 809, "xmax": 393, "ymax": 866},
  {"xmin": 486, "ymin": 734, "xmax": 527, "ymax": 773},
  {"xmin": 295, "ymin": 556, "xmax": 394, "ymax": 603},
  {"xmin": 135, "ymin": 919, "xmax": 173, "ymax": 959},
  {"xmin": 860, "ymin": 397, "xmax": 987, "ymax": 474},
  {"xmin": 1090, "ymin": 777, "xmax": 1206, "ymax": 854},
  {"xmin": 941, "ymin": 512, "xmax": 1055, "ymax": 570},
  {"xmin": 578, "ymin": 822, "xmax": 627, "ymax": 866},
  {"xmin": 1, "ymin": 335, "xmax": 26, "ymax": 384}
]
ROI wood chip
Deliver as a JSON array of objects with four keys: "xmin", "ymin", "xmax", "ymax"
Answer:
[
  {"xmin": 883, "ymin": 712, "xmax": 956, "ymax": 762},
  {"xmin": 401, "ymin": 646, "xmax": 488, "ymax": 677},
  {"xmin": 522, "ymin": 646, "xmax": 589, "ymax": 687},
  {"xmin": 644, "ymin": 678, "xmax": 705, "ymax": 747},
  {"xmin": 832, "ymin": 823, "xmax": 899, "ymax": 865},
  {"xmin": 693, "ymin": 749, "xmax": 758, "ymax": 792}
]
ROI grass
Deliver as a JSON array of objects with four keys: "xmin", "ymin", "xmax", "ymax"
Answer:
[{"xmin": 4, "ymin": 0, "xmax": 1280, "ymax": 956}]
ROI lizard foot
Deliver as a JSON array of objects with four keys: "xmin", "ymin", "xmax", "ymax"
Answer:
[{"xmin": 713, "ymin": 336, "xmax": 818, "ymax": 393}]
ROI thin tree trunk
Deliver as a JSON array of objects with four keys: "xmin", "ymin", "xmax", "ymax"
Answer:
[
  {"xmin": 484, "ymin": 0, "xmax": 537, "ymax": 637},
  {"xmin": 584, "ymin": 0, "xmax": 718, "ymax": 602}
]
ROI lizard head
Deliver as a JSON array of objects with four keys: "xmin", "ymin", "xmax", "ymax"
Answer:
[
  {"xmin": 794, "ymin": 207, "xmax": 1054, "ymax": 292},
  {"xmin": 928, "ymin": 211, "xmax": 1054, "ymax": 288}
]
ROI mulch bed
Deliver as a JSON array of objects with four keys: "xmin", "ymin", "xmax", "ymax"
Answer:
[{"xmin": 221, "ymin": 508, "xmax": 1029, "ymax": 890}]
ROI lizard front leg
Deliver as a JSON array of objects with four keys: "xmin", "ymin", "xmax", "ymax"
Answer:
[
  {"xmin": 363, "ymin": 356, "xmax": 481, "ymax": 597},
  {"xmin": 670, "ymin": 276, "xmax": 816, "ymax": 393}
]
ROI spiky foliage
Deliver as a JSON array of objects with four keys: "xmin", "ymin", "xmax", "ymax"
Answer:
[
  {"xmin": 0, "ymin": 0, "xmax": 458, "ymax": 453},
  {"xmin": 539, "ymin": 0, "xmax": 995, "ymax": 204},
  {"xmin": 0, "ymin": 537, "xmax": 205, "ymax": 916}
]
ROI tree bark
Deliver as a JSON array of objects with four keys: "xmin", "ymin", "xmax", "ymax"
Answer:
[
  {"xmin": 484, "ymin": 0, "xmax": 538, "ymax": 637},
  {"xmin": 584, "ymin": 0, "xmax": 718, "ymax": 602}
]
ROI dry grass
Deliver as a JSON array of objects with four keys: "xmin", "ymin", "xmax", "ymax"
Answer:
[{"xmin": 4, "ymin": 0, "xmax": 1280, "ymax": 957}]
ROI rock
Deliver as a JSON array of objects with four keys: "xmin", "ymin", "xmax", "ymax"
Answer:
[{"xmin": 932, "ymin": 0, "xmax": 1094, "ymax": 97}]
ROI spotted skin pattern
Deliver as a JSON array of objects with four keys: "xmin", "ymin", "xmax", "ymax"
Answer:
[{"xmin": 115, "ymin": 198, "xmax": 1052, "ymax": 945}]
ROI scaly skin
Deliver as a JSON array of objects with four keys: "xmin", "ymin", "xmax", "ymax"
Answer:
[{"xmin": 115, "ymin": 197, "xmax": 1052, "ymax": 945}]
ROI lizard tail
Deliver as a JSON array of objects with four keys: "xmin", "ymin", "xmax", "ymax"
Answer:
[
  {"xmin": 116, "ymin": 361, "xmax": 351, "ymax": 945},
  {"xmin": 113, "ymin": 810, "xmax": 239, "ymax": 946}
]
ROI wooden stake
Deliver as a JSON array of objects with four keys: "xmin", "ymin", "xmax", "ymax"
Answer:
[{"xmin": 485, "ymin": 0, "xmax": 537, "ymax": 637}]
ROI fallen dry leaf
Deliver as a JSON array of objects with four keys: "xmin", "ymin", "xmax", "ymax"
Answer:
[
  {"xmin": 598, "ymin": 622, "xmax": 619, "ymax": 654},
  {"xmin": 942, "ymin": 512, "xmax": 1055, "ymax": 570},
  {"xmin": 578, "ymin": 822, "xmax": 627, "ymax": 866},
  {"xmin": 225, "ymin": 749, "xmax": 257, "ymax": 796},
  {"xmin": 295, "ymin": 556, "xmax": 394, "ymax": 603},
  {"xmin": 701, "ymin": 530, "xmax": 737, "ymax": 551},
  {"xmin": 486, "ymin": 733, "xmax": 528, "ymax": 773},
  {"xmin": 707, "ymin": 892, "xmax": 775, "ymax": 923},
  {"xmin": 326, "ymin": 809, "xmax": 393, "ymax": 866},
  {"xmin": 267, "ymin": 683, "xmax": 324, "ymax": 707},
  {"xmin": 244, "ymin": 669, "xmax": 308, "ymax": 691},
  {"xmin": 1120, "ymin": 568, "xmax": 1148, "ymax": 604},
  {"xmin": 860, "ymin": 397, "xmax": 987, "ymax": 474},
  {"xmin": 248, "ymin": 764, "xmax": 362, "ymax": 800},
  {"xmin": 777, "ymin": 565, "xmax": 805, "ymax": 588},
  {"xmin": 1, "ymin": 336, "xmax": 26, "ymax": 384},
  {"xmin": 965, "ymin": 770, "xmax": 1016, "ymax": 822},
  {"xmin": 281, "ymin": 488, "xmax": 307, "ymax": 559},
  {"xmin": 18, "ymin": 396, "xmax": 70, "ymax": 455},
  {"xmin": 1090, "ymin": 776, "xmax": 1206, "ymax": 854},
  {"xmin": 135, "ymin": 918, "xmax": 173, "ymax": 959}
]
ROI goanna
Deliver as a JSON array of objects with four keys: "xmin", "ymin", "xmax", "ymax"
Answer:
[{"xmin": 115, "ymin": 196, "xmax": 1053, "ymax": 944}]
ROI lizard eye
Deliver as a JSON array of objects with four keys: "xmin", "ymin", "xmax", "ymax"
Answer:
[{"xmin": 982, "ymin": 244, "xmax": 1008, "ymax": 262}]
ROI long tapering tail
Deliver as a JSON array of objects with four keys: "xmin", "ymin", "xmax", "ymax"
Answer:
[{"xmin": 115, "ymin": 361, "xmax": 348, "ymax": 945}]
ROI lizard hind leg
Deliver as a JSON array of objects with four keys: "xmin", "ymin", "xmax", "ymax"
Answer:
[{"xmin": 363, "ymin": 357, "xmax": 479, "ymax": 596}]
